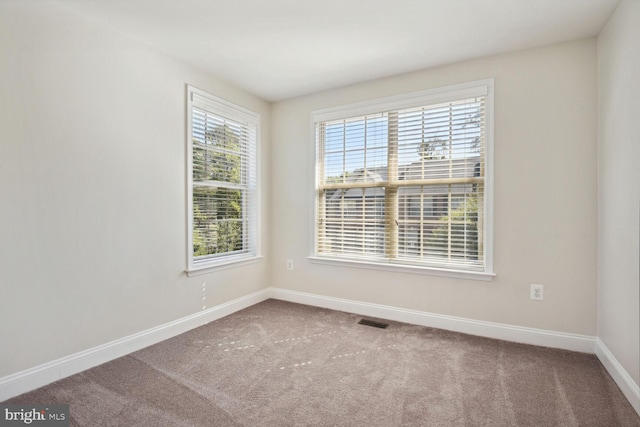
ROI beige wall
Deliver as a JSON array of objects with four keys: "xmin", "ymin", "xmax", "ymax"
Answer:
[
  {"xmin": 0, "ymin": 1, "xmax": 271, "ymax": 377},
  {"xmin": 271, "ymin": 39, "xmax": 599, "ymax": 335},
  {"xmin": 597, "ymin": 0, "xmax": 640, "ymax": 385}
]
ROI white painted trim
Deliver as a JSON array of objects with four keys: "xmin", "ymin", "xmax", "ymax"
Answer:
[
  {"xmin": 268, "ymin": 287, "xmax": 596, "ymax": 353},
  {"xmin": 312, "ymin": 79, "xmax": 493, "ymax": 122},
  {"xmin": 186, "ymin": 255, "xmax": 263, "ymax": 277},
  {"xmin": 307, "ymin": 256, "xmax": 495, "ymax": 281},
  {"xmin": 0, "ymin": 289, "xmax": 271, "ymax": 402},
  {"xmin": 595, "ymin": 338, "xmax": 640, "ymax": 416},
  {"xmin": 483, "ymin": 78, "xmax": 495, "ymax": 274},
  {"xmin": 5, "ymin": 285, "xmax": 631, "ymax": 414}
]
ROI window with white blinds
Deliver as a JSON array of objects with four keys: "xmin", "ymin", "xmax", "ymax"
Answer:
[
  {"xmin": 313, "ymin": 80, "xmax": 493, "ymax": 276},
  {"xmin": 186, "ymin": 86, "xmax": 259, "ymax": 273}
]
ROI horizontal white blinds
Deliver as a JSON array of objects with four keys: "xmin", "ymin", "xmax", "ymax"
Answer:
[
  {"xmin": 191, "ymin": 100, "xmax": 257, "ymax": 263},
  {"xmin": 316, "ymin": 96, "xmax": 485, "ymax": 271}
]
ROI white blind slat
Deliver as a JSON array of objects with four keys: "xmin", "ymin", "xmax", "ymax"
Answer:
[{"xmin": 316, "ymin": 93, "xmax": 486, "ymax": 271}]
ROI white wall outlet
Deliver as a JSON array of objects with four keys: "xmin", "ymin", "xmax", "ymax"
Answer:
[
  {"xmin": 530, "ymin": 284, "xmax": 544, "ymax": 301},
  {"xmin": 286, "ymin": 259, "xmax": 293, "ymax": 271}
]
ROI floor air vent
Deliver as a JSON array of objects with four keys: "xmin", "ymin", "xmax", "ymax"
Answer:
[{"xmin": 358, "ymin": 319, "xmax": 389, "ymax": 329}]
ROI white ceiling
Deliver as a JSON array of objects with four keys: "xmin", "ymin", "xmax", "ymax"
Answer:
[{"xmin": 56, "ymin": 0, "xmax": 619, "ymax": 102}]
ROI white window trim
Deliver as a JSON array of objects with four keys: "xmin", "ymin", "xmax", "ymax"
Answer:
[
  {"xmin": 185, "ymin": 85, "xmax": 261, "ymax": 276},
  {"xmin": 308, "ymin": 256, "xmax": 495, "ymax": 281},
  {"xmin": 309, "ymin": 79, "xmax": 494, "ymax": 280}
]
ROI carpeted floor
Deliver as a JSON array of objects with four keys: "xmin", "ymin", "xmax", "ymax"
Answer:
[{"xmin": 5, "ymin": 299, "xmax": 640, "ymax": 426}]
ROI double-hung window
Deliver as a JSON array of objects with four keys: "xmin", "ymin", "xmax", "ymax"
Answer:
[
  {"xmin": 312, "ymin": 80, "xmax": 493, "ymax": 279},
  {"xmin": 186, "ymin": 86, "xmax": 259, "ymax": 274}
]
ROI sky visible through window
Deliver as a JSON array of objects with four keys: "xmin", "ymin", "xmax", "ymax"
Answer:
[{"xmin": 323, "ymin": 101, "xmax": 482, "ymax": 179}]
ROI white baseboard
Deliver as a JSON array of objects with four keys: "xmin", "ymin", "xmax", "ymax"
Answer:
[
  {"xmin": 595, "ymin": 338, "xmax": 640, "ymax": 416},
  {"xmin": 0, "ymin": 289, "xmax": 271, "ymax": 402},
  {"xmin": 267, "ymin": 287, "xmax": 596, "ymax": 353},
  {"xmin": 269, "ymin": 288, "xmax": 640, "ymax": 415},
  {"xmin": 5, "ymin": 286, "xmax": 634, "ymax": 416}
]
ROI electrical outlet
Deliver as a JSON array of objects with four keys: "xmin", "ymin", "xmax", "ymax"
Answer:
[
  {"xmin": 286, "ymin": 259, "xmax": 293, "ymax": 271},
  {"xmin": 530, "ymin": 284, "xmax": 544, "ymax": 301}
]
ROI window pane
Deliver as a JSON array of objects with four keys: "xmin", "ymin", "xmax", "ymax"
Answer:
[
  {"xmin": 324, "ymin": 123, "xmax": 344, "ymax": 152},
  {"xmin": 192, "ymin": 121, "xmax": 243, "ymax": 185},
  {"xmin": 322, "ymin": 115, "xmax": 389, "ymax": 184},
  {"xmin": 318, "ymin": 188, "xmax": 386, "ymax": 258},
  {"xmin": 397, "ymin": 182, "xmax": 482, "ymax": 262},
  {"xmin": 193, "ymin": 186, "xmax": 244, "ymax": 258}
]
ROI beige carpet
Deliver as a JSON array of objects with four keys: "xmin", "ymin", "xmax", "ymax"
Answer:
[{"xmin": 5, "ymin": 299, "xmax": 639, "ymax": 426}]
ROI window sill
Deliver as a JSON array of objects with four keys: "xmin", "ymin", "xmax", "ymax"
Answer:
[
  {"xmin": 307, "ymin": 256, "xmax": 495, "ymax": 282},
  {"xmin": 186, "ymin": 255, "xmax": 263, "ymax": 277}
]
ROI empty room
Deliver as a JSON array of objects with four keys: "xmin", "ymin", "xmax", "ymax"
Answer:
[{"xmin": 1, "ymin": 0, "xmax": 638, "ymax": 425}]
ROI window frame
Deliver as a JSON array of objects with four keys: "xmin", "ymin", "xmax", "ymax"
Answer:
[
  {"xmin": 309, "ymin": 79, "xmax": 494, "ymax": 281},
  {"xmin": 186, "ymin": 85, "xmax": 261, "ymax": 276}
]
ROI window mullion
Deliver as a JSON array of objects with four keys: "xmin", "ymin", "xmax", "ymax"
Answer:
[
  {"xmin": 477, "ymin": 104, "xmax": 485, "ymax": 261},
  {"xmin": 420, "ymin": 187, "xmax": 424, "ymax": 258},
  {"xmin": 342, "ymin": 122, "xmax": 347, "ymax": 182},
  {"xmin": 477, "ymin": 182, "xmax": 484, "ymax": 261},
  {"xmin": 447, "ymin": 104, "xmax": 453, "ymax": 260},
  {"xmin": 386, "ymin": 112, "xmax": 399, "ymax": 260},
  {"xmin": 447, "ymin": 185, "xmax": 452, "ymax": 260},
  {"xmin": 360, "ymin": 188, "xmax": 365, "ymax": 254},
  {"xmin": 317, "ymin": 123, "xmax": 326, "ymax": 253}
]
